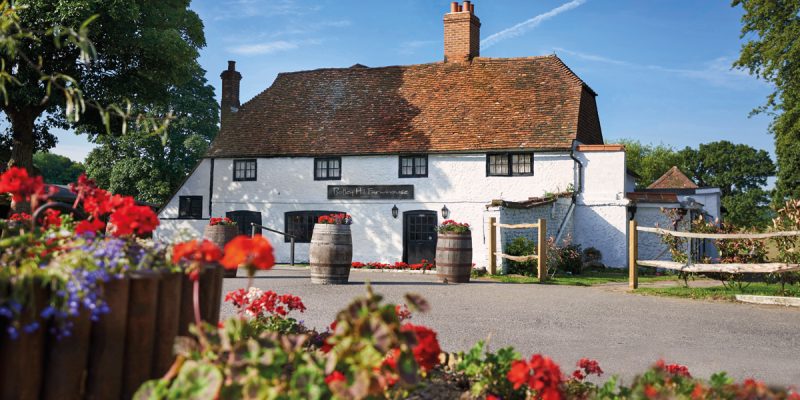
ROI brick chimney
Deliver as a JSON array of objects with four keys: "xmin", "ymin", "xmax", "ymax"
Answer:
[
  {"xmin": 220, "ymin": 60, "xmax": 242, "ymax": 124},
  {"xmin": 444, "ymin": 1, "xmax": 481, "ymax": 62}
]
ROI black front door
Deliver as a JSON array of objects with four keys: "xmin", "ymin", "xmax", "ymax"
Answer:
[
  {"xmin": 226, "ymin": 211, "xmax": 263, "ymax": 236},
  {"xmin": 403, "ymin": 211, "xmax": 438, "ymax": 264}
]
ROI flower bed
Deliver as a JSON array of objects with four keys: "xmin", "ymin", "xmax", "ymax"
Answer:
[{"xmin": 351, "ymin": 260, "xmax": 435, "ymax": 271}]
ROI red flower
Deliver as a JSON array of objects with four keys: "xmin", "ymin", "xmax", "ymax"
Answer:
[
  {"xmin": 507, "ymin": 355, "xmax": 564, "ymax": 400},
  {"xmin": 209, "ymin": 217, "xmax": 235, "ymax": 226},
  {"xmin": 75, "ymin": 218, "xmax": 106, "ymax": 235},
  {"xmin": 395, "ymin": 304, "xmax": 412, "ymax": 322},
  {"xmin": 40, "ymin": 209, "xmax": 62, "ymax": 228},
  {"xmin": 643, "ymin": 384, "xmax": 659, "ymax": 399},
  {"xmin": 221, "ymin": 235, "xmax": 276, "ymax": 272},
  {"xmin": 401, "ymin": 323, "xmax": 441, "ymax": 372},
  {"xmin": 172, "ymin": 240, "xmax": 223, "ymax": 265},
  {"xmin": 9, "ymin": 212, "xmax": 31, "ymax": 222},
  {"xmin": 108, "ymin": 203, "xmax": 159, "ymax": 237},
  {"xmin": 325, "ymin": 371, "xmax": 346, "ymax": 386},
  {"xmin": 654, "ymin": 359, "xmax": 691, "ymax": 378},
  {"xmin": 0, "ymin": 167, "xmax": 51, "ymax": 203},
  {"xmin": 572, "ymin": 358, "xmax": 602, "ymax": 380}
]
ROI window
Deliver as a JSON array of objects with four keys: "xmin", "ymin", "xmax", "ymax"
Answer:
[
  {"xmin": 285, "ymin": 211, "xmax": 343, "ymax": 243},
  {"xmin": 399, "ymin": 155, "xmax": 428, "ymax": 178},
  {"xmin": 314, "ymin": 157, "xmax": 341, "ymax": 180},
  {"xmin": 178, "ymin": 196, "xmax": 203, "ymax": 219},
  {"xmin": 233, "ymin": 159, "xmax": 257, "ymax": 181},
  {"xmin": 487, "ymin": 153, "xmax": 534, "ymax": 176}
]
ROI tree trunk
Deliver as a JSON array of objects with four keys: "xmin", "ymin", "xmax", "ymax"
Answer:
[
  {"xmin": 6, "ymin": 107, "xmax": 38, "ymax": 214},
  {"xmin": 7, "ymin": 107, "xmax": 36, "ymax": 172}
]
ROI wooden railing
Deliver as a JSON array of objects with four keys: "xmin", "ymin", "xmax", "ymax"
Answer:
[
  {"xmin": 628, "ymin": 220, "xmax": 800, "ymax": 289},
  {"xmin": 488, "ymin": 218, "xmax": 547, "ymax": 282}
]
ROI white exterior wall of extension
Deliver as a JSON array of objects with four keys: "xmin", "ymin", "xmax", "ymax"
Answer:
[{"xmin": 156, "ymin": 150, "xmax": 631, "ymax": 268}]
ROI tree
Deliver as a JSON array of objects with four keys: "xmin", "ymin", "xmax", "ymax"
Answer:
[
  {"xmin": 732, "ymin": 0, "xmax": 800, "ymax": 201},
  {"xmin": 616, "ymin": 139, "xmax": 682, "ymax": 189},
  {"xmin": 32, "ymin": 152, "xmax": 85, "ymax": 185},
  {"xmin": 85, "ymin": 68, "xmax": 218, "ymax": 204},
  {"xmin": 677, "ymin": 141, "xmax": 775, "ymax": 197},
  {"xmin": 0, "ymin": 0, "xmax": 207, "ymax": 172}
]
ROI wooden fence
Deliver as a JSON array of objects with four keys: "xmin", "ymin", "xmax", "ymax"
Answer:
[
  {"xmin": 628, "ymin": 220, "xmax": 800, "ymax": 289},
  {"xmin": 488, "ymin": 218, "xmax": 547, "ymax": 282}
]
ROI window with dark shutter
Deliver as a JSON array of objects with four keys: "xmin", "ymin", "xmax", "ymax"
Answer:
[
  {"xmin": 487, "ymin": 153, "xmax": 534, "ymax": 176},
  {"xmin": 233, "ymin": 159, "xmax": 257, "ymax": 181},
  {"xmin": 314, "ymin": 157, "xmax": 341, "ymax": 180},
  {"xmin": 399, "ymin": 155, "xmax": 428, "ymax": 178},
  {"xmin": 178, "ymin": 196, "xmax": 203, "ymax": 219},
  {"xmin": 284, "ymin": 211, "xmax": 343, "ymax": 243}
]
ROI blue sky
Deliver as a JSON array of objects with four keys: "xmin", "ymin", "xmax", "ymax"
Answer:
[{"xmin": 53, "ymin": 0, "xmax": 774, "ymax": 162}]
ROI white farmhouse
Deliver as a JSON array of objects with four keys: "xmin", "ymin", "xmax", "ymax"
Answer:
[{"xmin": 157, "ymin": 2, "xmax": 712, "ymax": 270}]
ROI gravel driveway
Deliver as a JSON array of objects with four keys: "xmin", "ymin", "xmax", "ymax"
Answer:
[{"xmin": 221, "ymin": 267, "xmax": 800, "ymax": 386}]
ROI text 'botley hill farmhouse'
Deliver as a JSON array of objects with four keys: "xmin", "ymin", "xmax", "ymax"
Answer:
[{"xmin": 156, "ymin": 1, "xmax": 720, "ymax": 269}]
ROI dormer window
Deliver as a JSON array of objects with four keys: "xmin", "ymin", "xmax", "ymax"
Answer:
[
  {"xmin": 233, "ymin": 159, "xmax": 257, "ymax": 181},
  {"xmin": 314, "ymin": 157, "xmax": 341, "ymax": 180}
]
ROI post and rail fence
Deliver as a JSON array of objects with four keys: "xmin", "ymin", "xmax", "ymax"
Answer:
[
  {"xmin": 488, "ymin": 217, "xmax": 547, "ymax": 282},
  {"xmin": 251, "ymin": 223, "xmax": 298, "ymax": 266},
  {"xmin": 628, "ymin": 220, "xmax": 800, "ymax": 289}
]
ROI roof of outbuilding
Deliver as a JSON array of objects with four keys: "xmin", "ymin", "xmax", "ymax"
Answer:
[
  {"xmin": 647, "ymin": 166, "xmax": 699, "ymax": 190},
  {"xmin": 206, "ymin": 55, "xmax": 604, "ymax": 158}
]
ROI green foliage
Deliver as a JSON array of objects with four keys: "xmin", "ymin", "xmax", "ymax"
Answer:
[
  {"xmin": 504, "ymin": 236, "xmax": 536, "ymax": 275},
  {"xmin": 732, "ymin": 0, "xmax": 800, "ymax": 201},
  {"xmin": 454, "ymin": 341, "xmax": 524, "ymax": 399},
  {"xmin": 32, "ymin": 152, "xmax": 84, "ymax": 184},
  {"xmin": 84, "ymin": 69, "xmax": 218, "ymax": 204},
  {"xmin": 0, "ymin": 0, "xmax": 209, "ymax": 172},
  {"xmin": 616, "ymin": 139, "xmax": 682, "ymax": 189}
]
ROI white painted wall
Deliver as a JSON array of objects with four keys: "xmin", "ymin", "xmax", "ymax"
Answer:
[{"xmin": 157, "ymin": 153, "xmax": 577, "ymax": 266}]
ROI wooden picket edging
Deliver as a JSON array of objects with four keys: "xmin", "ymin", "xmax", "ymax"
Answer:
[
  {"xmin": 628, "ymin": 221, "xmax": 800, "ymax": 288},
  {"xmin": 488, "ymin": 218, "xmax": 547, "ymax": 282}
]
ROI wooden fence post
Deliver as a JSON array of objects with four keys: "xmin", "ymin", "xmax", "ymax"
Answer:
[
  {"xmin": 488, "ymin": 217, "xmax": 497, "ymax": 275},
  {"xmin": 537, "ymin": 218, "xmax": 547, "ymax": 282},
  {"xmin": 629, "ymin": 220, "xmax": 638, "ymax": 289}
]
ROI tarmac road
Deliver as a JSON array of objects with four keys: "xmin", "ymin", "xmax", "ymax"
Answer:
[{"xmin": 221, "ymin": 267, "xmax": 800, "ymax": 386}]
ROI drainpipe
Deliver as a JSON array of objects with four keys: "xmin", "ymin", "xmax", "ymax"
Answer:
[
  {"xmin": 208, "ymin": 158, "xmax": 215, "ymax": 218},
  {"xmin": 555, "ymin": 141, "xmax": 583, "ymax": 244}
]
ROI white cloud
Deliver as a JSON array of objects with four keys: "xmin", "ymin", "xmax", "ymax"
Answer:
[
  {"xmin": 482, "ymin": 0, "xmax": 587, "ymax": 49},
  {"xmin": 228, "ymin": 39, "xmax": 321, "ymax": 55},
  {"xmin": 553, "ymin": 47, "xmax": 763, "ymax": 88}
]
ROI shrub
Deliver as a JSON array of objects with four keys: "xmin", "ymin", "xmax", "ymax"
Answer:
[{"xmin": 504, "ymin": 237, "xmax": 537, "ymax": 276}]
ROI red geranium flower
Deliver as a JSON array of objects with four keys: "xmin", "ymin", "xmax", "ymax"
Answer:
[
  {"xmin": 9, "ymin": 212, "xmax": 31, "ymax": 222},
  {"xmin": 172, "ymin": 239, "xmax": 223, "ymax": 265},
  {"xmin": 221, "ymin": 235, "xmax": 275, "ymax": 272},
  {"xmin": 0, "ymin": 167, "xmax": 51, "ymax": 203},
  {"xmin": 395, "ymin": 304, "xmax": 412, "ymax": 322},
  {"xmin": 324, "ymin": 371, "xmax": 346, "ymax": 386},
  {"xmin": 40, "ymin": 209, "xmax": 62, "ymax": 228},
  {"xmin": 108, "ymin": 203, "xmax": 159, "ymax": 237},
  {"xmin": 655, "ymin": 359, "xmax": 691, "ymax": 378},
  {"xmin": 401, "ymin": 323, "xmax": 441, "ymax": 372},
  {"xmin": 507, "ymin": 355, "xmax": 564, "ymax": 400},
  {"xmin": 572, "ymin": 358, "xmax": 603, "ymax": 380},
  {"xmin": 75, "ymin": 218, "xmax": 106, "ymax": 235}
]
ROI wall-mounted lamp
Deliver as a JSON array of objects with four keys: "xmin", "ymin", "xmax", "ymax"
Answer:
[
  {"xmin": 441, "ymin": 205, "xmax": 450, "ymax": 219},
  {"xmin": 391, "ymin": 205, "xmax": 399, "ymax": 219},
  {"xmin": 627, "ymin": 204, "xmax": 637, "ymax": 221}
]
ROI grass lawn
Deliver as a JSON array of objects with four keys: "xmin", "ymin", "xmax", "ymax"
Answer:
[
  {"xmin": 635, "ymin": 283, "xmax": 800, "ymax": 301},
  {"xmin": 482, "ymin": 270, "xmax": 678, "ymax": 287}
]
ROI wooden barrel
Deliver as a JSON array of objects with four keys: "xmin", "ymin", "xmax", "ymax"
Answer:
[
  {"xmin": 204, "ymin": 224, "xmax": 239, "ymax": 278},
  {"xmin": 435, "ymin": 232, "xmax": 473, "ymax": 283},
  {"xmin": 309, "ymin": 224, "xmax": 352, "ymax": 284}
]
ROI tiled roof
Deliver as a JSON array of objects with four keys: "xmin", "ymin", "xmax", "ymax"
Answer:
[
  {"xmin": 207, "ymin": 55, "xmax": 604, "ymax": 158},
  {"xmin": 647, "ymin": 166, "xmax": 699, "ymax": 190},
  {"xmin": 626, "ymin": 192, "xmax": 679, "ymax": 204}
]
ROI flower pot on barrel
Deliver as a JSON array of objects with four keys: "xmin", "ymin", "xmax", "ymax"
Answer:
[
  {"xmin": 310, "ymin": 213, "xmax": 353, "ymax": 284},
  {"xmin": 204, "ymin": 217, "xmax": 239, "ymax": 278},
  {"xmin": 435, "ymin": 220, "xmax": 473, "ymax": 283}
]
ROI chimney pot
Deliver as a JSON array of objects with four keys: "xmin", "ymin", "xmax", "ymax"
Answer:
[
  {"xmin": 228, "ymin": 60, "xmax": 236, "ymax": 71},
  {"xmin": 470, "ymin": 3, "xmax": 475, "ymax": 13},
  {"xmin": 463, "ymin": 1, "xmax": 471, "ymax": 12},
  {"xmin": 450, "ymin": 2, "xmax": 458, "ymax": 13}
]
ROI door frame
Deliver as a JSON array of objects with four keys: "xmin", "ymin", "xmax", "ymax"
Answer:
[
  {"xmin": 402, "ymin": 210, "xmax": 438, "ymax": 264},
  {"xmin": 226, "ymin": 210, "xmax": 263, "ymax": 236}
]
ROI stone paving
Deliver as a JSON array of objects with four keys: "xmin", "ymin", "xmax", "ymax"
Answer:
[{"xmin": 221, "ymin": 266, "xmax": 800, "ymax": 386}]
